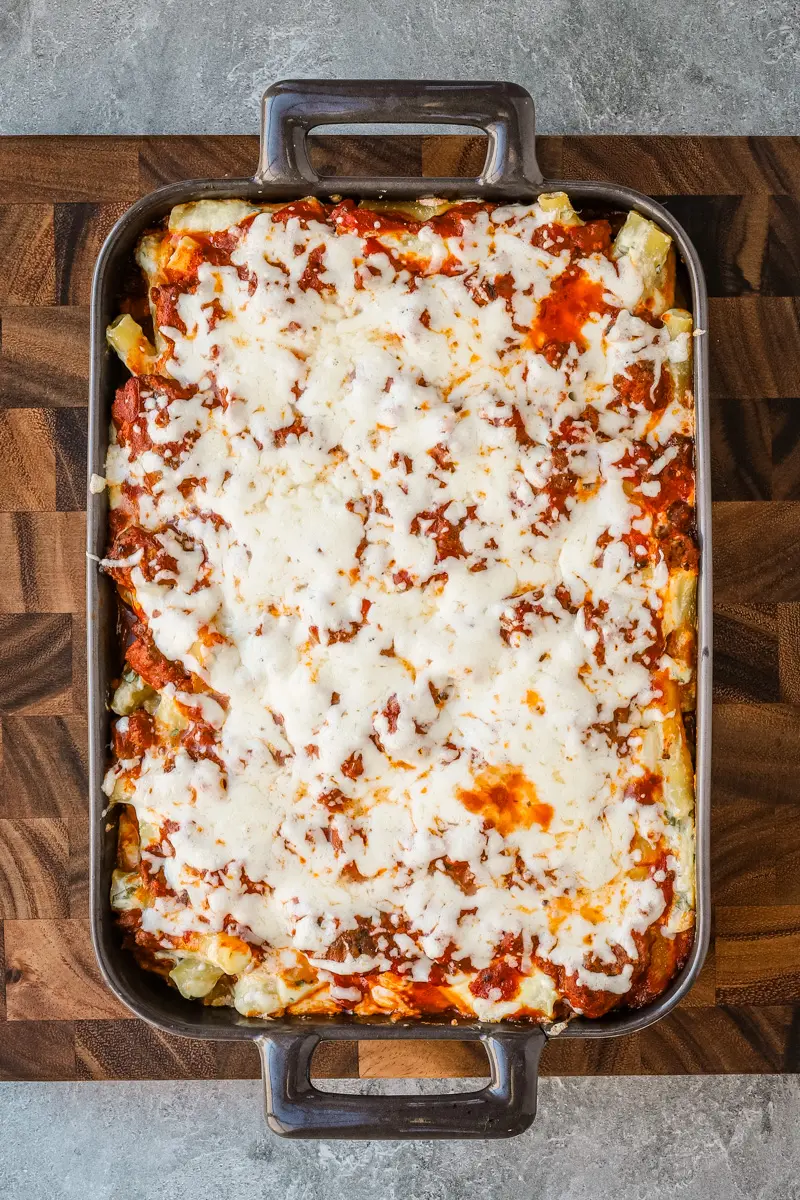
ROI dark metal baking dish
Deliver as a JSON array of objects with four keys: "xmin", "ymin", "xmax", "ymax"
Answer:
[{"xmin": 88, "ymin": 79, "xmax": 711, "ymax": 1140}]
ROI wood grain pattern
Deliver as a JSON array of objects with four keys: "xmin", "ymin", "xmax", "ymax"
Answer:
[
  {"xmin": 358, "ymin": 1040, "xmax": 489, "ymax": 1079},
  {"xmin": 0, "ymin": 511, "xmax": 85, "ymax": 612},
  {"xmin": 0, "ymin": 410, "xmax": 56, "ymax": 511},
  {"xmin": 420, "ymin": 134, "xmax": 563, "ymax": 182},
  {"xmin": 420, "ymin": 134, "xmax": 489, "ymax": 180},
  {"xmin": 54, "ymin": 409, "xmax": 87, "ymax": 511},
  {"xmin": 213, "ymin": 1038, "xmax": 262, "ymax": 1080},
  {"xmin": 709, "ymin": 299, "xmax": 800, "ymax": 399},
  {"xmin": 70, "ymin": 613, "xmax": 87, "ymax": 716},
  {"xmin": 712, "ymin": 705, "xmax": 800, "ymax": 909},
  {"xmin": 716, "ymin": 907, "xmax": 800, "ymax": 1005},
  {"xmin": 74, "ymin": 1018, "xmax": 218, "ymax": 1080},
  {"xmin": 0, "ymin": 307, "xmax": 89, "ymax": 408},
  {"xmin": 0, "ymin": 207, "xmax": 55, "ymax": 305},
  {"xmin": 654, "ymin": 195, "xmax": 768, "ymax": 297},
  {"xmin": 0, "ymin": 819, "xmax": 69, "ymax": 919},
  {"xmin": 770, "ymin": 399, "xmax": 800, "ymax": 501},
  {"xmin": 778, "ymin": 606, "xmax": 800, "ymax": 703},
  {"xmin": 0, "ymin": 715, "xmax": 88, "ymax": 817},
  {"xmin": 713, "ymin": 503, "xmax": 800, "ymax": 602},
  {"xmin": 0, "ymin": 615, "xmax": 72, "ymax": 715},
  {"xmin": 0, "ymin": 921, "xmax": 5, "ymax": 1021},
  {"xmin": 709, "ymin": 397, "xmax": 771, "ymax": 501},
  {"xmin": 67, "ymin": 817, "xmax": 89, "ymax": 919},
  {"xmin": 541, "ymin": 1031, "xmax": 642, "ymax": 1076},
  {"xmin": 4, "ymin": 920, "xmax": 132, "ymax": 1020},
  {"xmin": 309, "ymin": 135, "xmax": 423, "ymax": 181},
  {"xmin": 638, "ymin": 1007, "xmax": 799, "ymax": 1073},
  {"xmin": 71, "ymin": 1021, "xmax": 358, "ymax": 1081},
  {"xmin": 561, "ymin": 137, "xmax": 800, "ymax": 195},
  {"xmin": 54, "ymin": 203, "xmax": 130, "ymax": 306},
  {"xmin": 0, "ymin": 132, "xmax": 797, "ymax": 1080},
  {"xmin": 679, "ymin": 948, "xmax": 717, "ymax": 1008},
  {"xmin": 0, "ymin": 138, "xmax": 141, "ymax": 203},
  {"xmin": 137, "ymin": 135, "xmax": 260, "ymax": 191},
  {"xmin": 713, "ymin": 604, "xmax": 778, "ymax": 703},
  {"xmin": 763, "ymin": 198, "xmax": 800, "ymax": 296},
  {"xmin": 0, "ymin": 1021, "xmax": 76, "ymax": 1081}
]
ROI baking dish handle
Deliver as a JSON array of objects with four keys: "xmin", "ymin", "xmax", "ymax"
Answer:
[
  {"xmin": 258, "ymin": 1028, "xmax": 545, "ymax": 1139},
  {"xmin": 256, "ymin": 79, "xmax": 542, "ymax": 189}
]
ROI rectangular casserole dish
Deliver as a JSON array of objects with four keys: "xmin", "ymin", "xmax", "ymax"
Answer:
[{"xmin": 88, "ymin": 79, "xmax": 711, "ymax": 1139}]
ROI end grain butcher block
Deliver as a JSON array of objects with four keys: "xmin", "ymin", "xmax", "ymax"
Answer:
[{"xmin": 0, "ymin": 132, "xmax": 799, "ymax": 1081}]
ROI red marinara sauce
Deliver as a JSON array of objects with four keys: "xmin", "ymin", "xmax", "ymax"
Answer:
[{"xmin": 469, "ymin": 959, "xmax": 523, "ymax": 1002}]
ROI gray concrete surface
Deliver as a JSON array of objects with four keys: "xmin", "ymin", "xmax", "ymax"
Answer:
[
  {"xmin": 1, "ymin": 1076, "xmax": 799, "ymax": 1199},
  {"xmin": 0, "ymin": 0, "xmax": 798, "ymax": 136}
]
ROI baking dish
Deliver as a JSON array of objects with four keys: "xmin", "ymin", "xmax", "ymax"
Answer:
[{"xmin": 88, "ymin": 79, "xmax": 711, "ymax": 1139}]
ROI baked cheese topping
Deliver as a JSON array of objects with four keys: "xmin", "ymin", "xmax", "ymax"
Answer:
[{"xmin": 103, "ymin": 195, "xmax": 697, "ymax": 1022}]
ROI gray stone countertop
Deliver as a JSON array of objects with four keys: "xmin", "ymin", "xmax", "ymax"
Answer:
[
  {"xmin": 1, "ymin": 2, "xmax": 798, "ymax": 1196},
  {"xmin": 1, "ymin": 1076, "xmax": 799, "ymax": 1199},
  {"xmin": 0, "ymin": 0, "xmax": 798, "ymax": 135}
]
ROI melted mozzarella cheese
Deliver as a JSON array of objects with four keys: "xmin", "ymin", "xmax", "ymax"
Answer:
[{"xmin": 104, "ymin": 199, "xmax": 695, "ymax": 1019}]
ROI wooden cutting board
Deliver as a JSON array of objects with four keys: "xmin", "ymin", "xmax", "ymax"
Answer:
[{"xmin": 0, "ymin": 132, "xmax": 799, "ymax": 1082}]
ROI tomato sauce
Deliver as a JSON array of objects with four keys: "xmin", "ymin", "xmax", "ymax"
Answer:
[
  {"xmin": 112, "ymin": 378, "xmax": 153, "ymax": 455},
  {"xmin": 626, "ymin": 928, "xmax": 693, "ymax": 1008},
  {"xmin": 340, "ymin": 751, "xmax": 364, "ymax": 780},
  {"xmin": 113, "ymin": 710, "xmax": 156, "ymax": 759},
  {"xmin": 531, "ymin": 219, "xmax": 612, "ymax": 258},
  {"xmin": 428, "ymin": 202, "xmax": 485, "ymax": 238},
  {"xmin": 151, "ymin": 283, "xmax": 191, "ymax": 335},
  {"xmin": 361, "ymin": 236, "xmax": 422, "ymax": 278},
  {"xmin": 625, "ymin": 770, "xmax": 663, "ymax": 806},
  {"xmin": 613, "ymin": 362, "xmax": 671, "ymax": 414},
  {"xmin": 327, "ymin": 598, "xmax": 371, "ymax": 645},
  {"xmin": 530, "ymin": 265, "xmax": 611, "ymax": 365},
  {"xmin": 469, "ymin": 958, "xmax": 523, "ymax": 1001},
  {"xmin": 499, "ymin": 595, "xmax": 545, "ymax": 645},
  {"xmin": 382, "ymin": 694, "xmax": 400, "ymax": 734},
  {"xmin": 272, "ymin": 198, "xmax": 330, "ymax": 227},
  {"xmin": 319, "ymin": 787, "xmax": 347, "ymax": 813},
  {"xmin": 112, "ymin": 375, "xmax": 199, "ymax": 463},
  {"xmin": 656, "ymin": 438, "xmax": 695, "ymax": 509},
  {"xmin": 331, "ymin": 199, "xmax": 484, "ymax": 240},
  {"xmin": 437, "ymin": 857, "xmax": 478, "ymax": 896},
  {"xmin": 105, "ymin": 525, "xmax": 179, "ymax": 591},
  {"xmin": 410, "ymin": 501, "xmax": 478, "ymax": 563},
  {"xmin": 483, "ymin": 404, "xmax": 535, "ymax": 447},
  {"xmin": 298, "ymin": 244, "xmax": 333, "ymax": 294},
  {"xmin": 427, "ymin": 442, "xmax": 455, "ymax": 472},
  {"xmin": 409, "ymin": 983, "xmax": 462, "ymax": 1014},
  {"xmin": 187, "ymin": 216, "xmax": 259, "ymax": 269},
  {"xmin": 540, "ymin": 456, "xmax": 580, "ymax": 524},
  {"xmin": 458, "ymin": 766, "xmax": 554, "ymax": 836},
  {"xmin": 182, "ymin": 721, "xmax": 225, "ymax": 768},
  {"xmin": 201, "ymin": 227, "xmax": 240, "ymax": 266},
  {"xmin": 325, "ymin": 922, "xmax": 380, "ymax": 961},
  {"xmin": 273, "ymin": 415, "xmax": 309, "ymax": 446},
  {"xmin": 331, "ymin": 200, "xmax": 414, "ymax": 236},
  {"xmin": 125, "ymin": 627, "xmax": 193, "ymax": 692},
  {"xmin": 581, "ymin": 598, "xmax": 609, "ymax": 666}
]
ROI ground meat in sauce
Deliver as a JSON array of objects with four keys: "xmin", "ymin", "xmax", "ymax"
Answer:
[
  {"xmin": 104, "ymin": 524, "xmax": 178, "ymax": 588},
  {"xmin": 151, "ymin": 283, "xmax": 192, "ymax": 334},
  {"xmin": 125, "ymin": 627, "xmax": 193, "ymax": 692},
  {"xmin": 469, "ymin": 959, "xmax": 523, "ymax": 1001},
  {"xmin": 113, "ymin": 710, "xmax": 156, "ymax": 759},
  {"xmin": 613, "ymin": 361, "xmax": 671, "ymax": 413}
]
